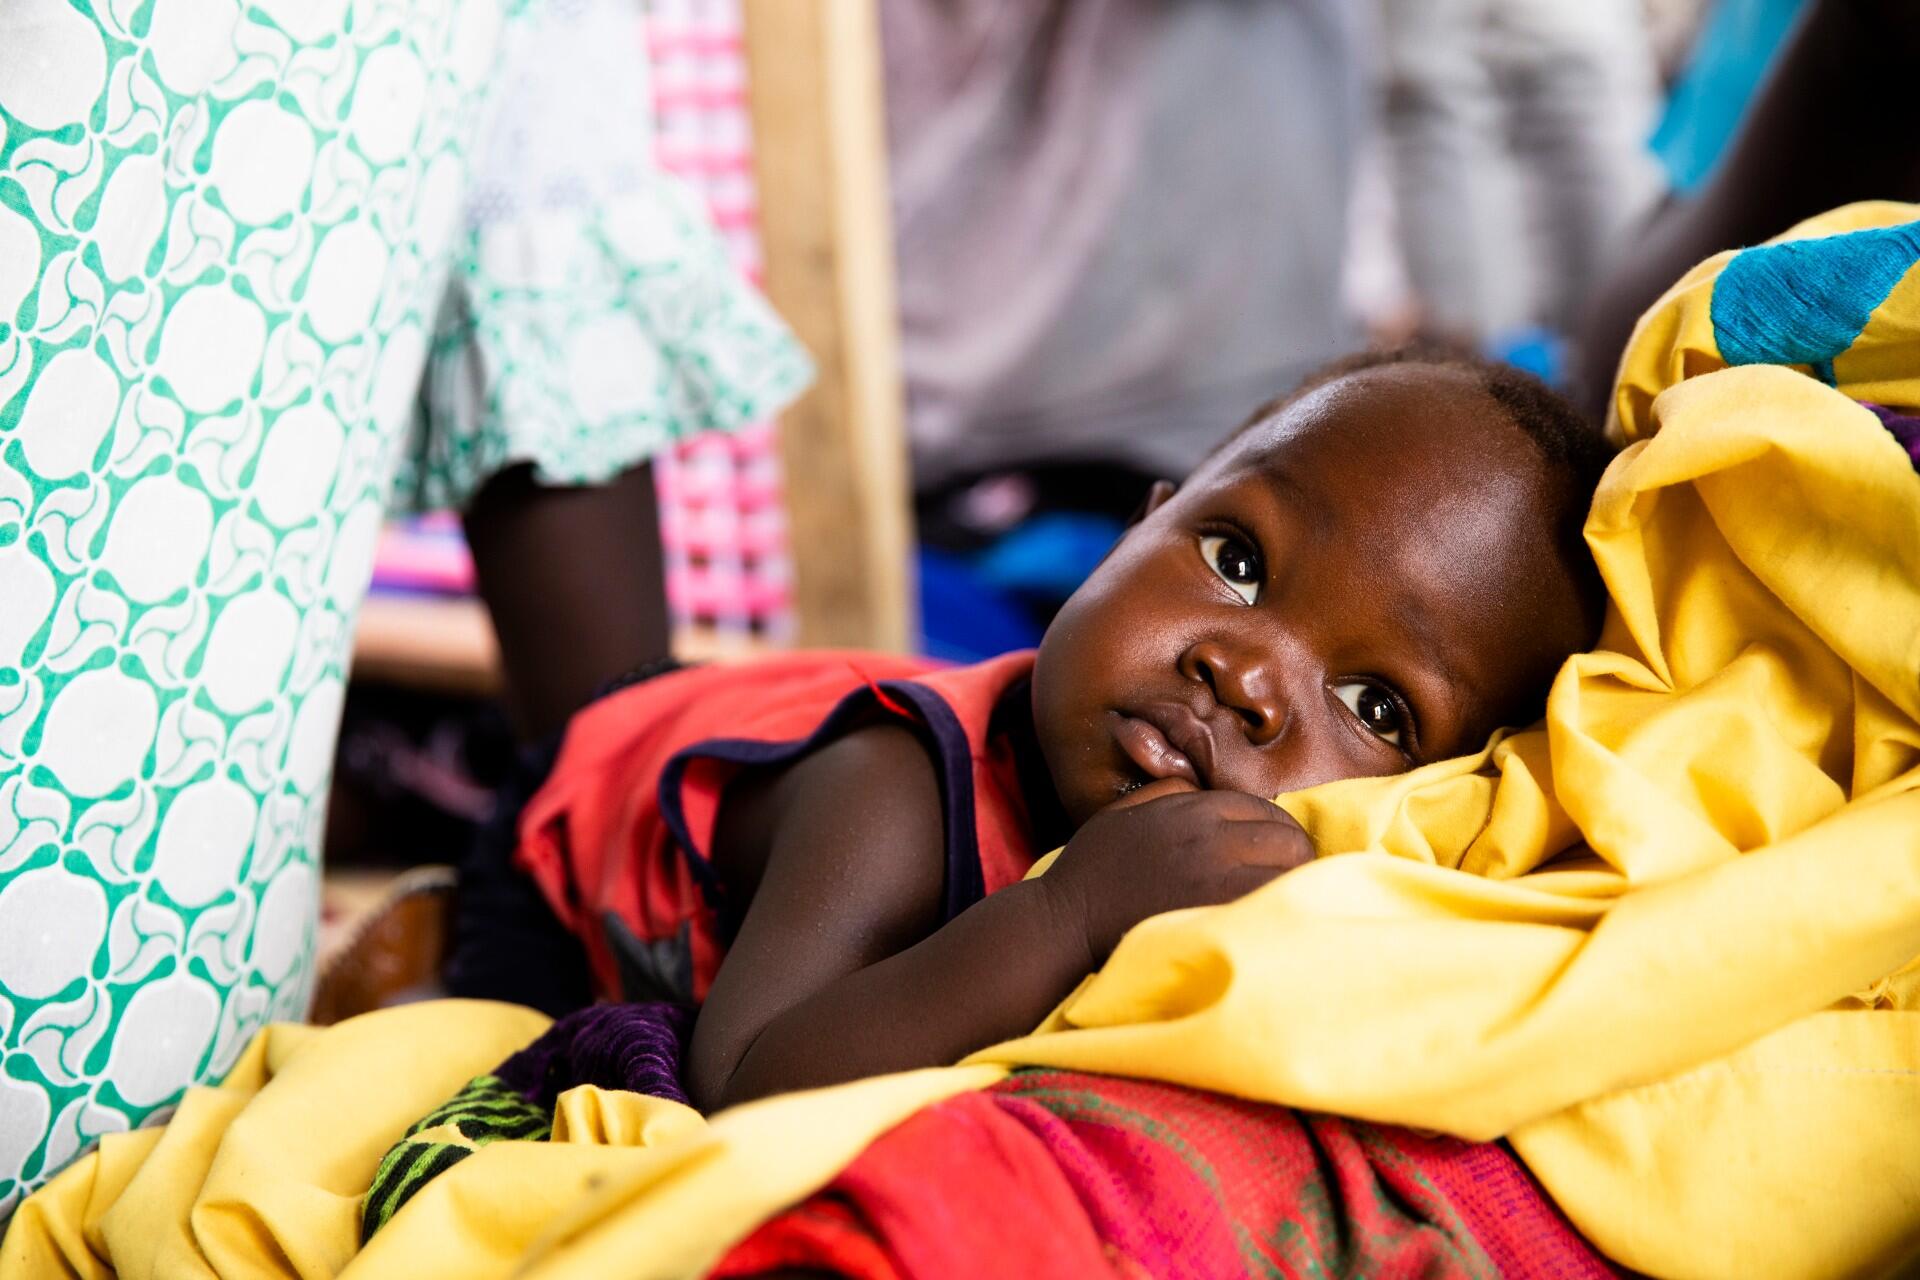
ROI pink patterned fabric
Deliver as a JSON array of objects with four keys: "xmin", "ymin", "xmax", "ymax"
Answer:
[{"xmin": 647, "ymin": 0, "xmax": 796, "ymax": 642}]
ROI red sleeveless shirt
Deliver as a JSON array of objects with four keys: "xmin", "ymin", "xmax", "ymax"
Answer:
[{"xmin": 514, "ymin": 650, "xmax": 1044, "ymax": 1002}]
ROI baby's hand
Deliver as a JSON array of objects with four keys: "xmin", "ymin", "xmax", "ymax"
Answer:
[{"xmin": 1045, "ymin": 779, "xmax": 1314, "ymax": 967}]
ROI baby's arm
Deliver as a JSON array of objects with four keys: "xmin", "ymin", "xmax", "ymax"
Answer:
[
  {"xmin": 686, "ymin": 722, "xmax": 1083, "ymax": 1111},
  {"xmin": 686, "ymin": 726, "xmax": 1310, "ymax": 1112}
]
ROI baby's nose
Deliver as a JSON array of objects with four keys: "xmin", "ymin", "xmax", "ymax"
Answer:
[{"xmin": 1181, "ymin": 641, "xmax": 1286, "ymax": 744}]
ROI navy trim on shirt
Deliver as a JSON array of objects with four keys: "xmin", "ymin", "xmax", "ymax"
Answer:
[
  {"xmin": 654, "ymin": 678, "xmax": 989, "ymax": 940},
  {"xmin": 881, "ymin": 682, "xmax": 986, "ymax": 923}
]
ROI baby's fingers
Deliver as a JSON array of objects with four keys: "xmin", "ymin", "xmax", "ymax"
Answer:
[
  {"xmin": 1223, "ymin": 821, "xmax": 1316, "ymax": 870},
  {"xmin": 1203, "ymin": 791, "xmax": 1296, "ymax": 824}
]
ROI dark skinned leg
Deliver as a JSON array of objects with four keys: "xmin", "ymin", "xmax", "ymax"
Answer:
[
  {"xmin": 463, "ymin": 461, "xmax": 672, "ymax": 743},
  {"xmin": 440, "ymin": 463, "xmax": 664, "ymax": 1011},
  {"xmin": 1574, "ymin": 0, "xmax": 1920, "ymax": 419}
]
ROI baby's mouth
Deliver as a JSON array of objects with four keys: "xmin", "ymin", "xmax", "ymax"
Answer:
[{"xmin": 1109, "ymin": 710, "xmax": 1205, "ymax": 787}]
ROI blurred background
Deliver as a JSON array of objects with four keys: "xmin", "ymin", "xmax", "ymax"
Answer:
[{"xmin": 322, "ymin": 0, "xmax": 1811, "ymax": 990}]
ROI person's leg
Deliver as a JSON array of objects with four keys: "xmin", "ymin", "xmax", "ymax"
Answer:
[
  {"xmin": 463, "ymin": 461, "xmax": 672, "ymax": 743},
  {"xmin": 445, "ymin": 463, "xmax": 674, "ymax": 1013}
]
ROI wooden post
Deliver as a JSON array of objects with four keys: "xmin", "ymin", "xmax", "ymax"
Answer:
[{"xmin": 742, "ymin": 0, "xmax": 915, "ymax": 652}]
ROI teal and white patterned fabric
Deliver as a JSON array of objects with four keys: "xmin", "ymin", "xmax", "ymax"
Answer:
[{"xmin": 0, "ymin": 0, "xmax": 810, "ymax": 1217}]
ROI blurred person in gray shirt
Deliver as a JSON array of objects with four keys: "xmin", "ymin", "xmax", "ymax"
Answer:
[
  {"xmin": 1374, "ymin": 0, "xmax": 1664, "ymax": 342},
  {"xmin": 884, "ymin": 1, "xmax": 1366, "ymax": 500}
]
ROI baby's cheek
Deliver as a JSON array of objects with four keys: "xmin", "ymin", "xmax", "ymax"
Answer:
[{"xmin": 1239, "ymin": 734, "xmax": 1403, "ymax": 799}]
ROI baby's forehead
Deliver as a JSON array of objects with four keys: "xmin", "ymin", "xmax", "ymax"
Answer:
[
  {"xmin": 1209, "ymin": 363, "xmax": 1531, "ymax": 495},
  {"xmin": 1259, "ymin": 362, "xmax": 1496, "ymax": 440},
  {"xmin": 1195, "ymin": 369, "xmax": 1581, "ymax": 622}
]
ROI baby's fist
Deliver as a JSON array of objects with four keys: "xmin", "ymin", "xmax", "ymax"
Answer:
[{"xmin": 1046, "ymin": 785, "xmax": 1313, "ymax": 966}]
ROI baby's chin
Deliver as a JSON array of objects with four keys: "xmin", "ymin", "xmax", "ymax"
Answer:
[{"xmin": 1046, "ymin": 757, "xmax": 1133, "ymax": 826}]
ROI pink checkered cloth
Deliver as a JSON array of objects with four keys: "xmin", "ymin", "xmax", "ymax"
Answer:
[{"xmin": 647, "ymin": 0, "xmax": 795, "ymax": 641}]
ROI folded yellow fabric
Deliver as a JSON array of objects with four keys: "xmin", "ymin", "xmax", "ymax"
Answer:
[{"xmin": 6, "ymin": 203, "xmax": 1918, "ymax": 1280}]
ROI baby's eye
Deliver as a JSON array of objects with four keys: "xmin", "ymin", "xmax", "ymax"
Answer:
[
  {"xmin": 1200, "ymin": 534, "xmax": 1261, "ymax": 604},
  {"xmin": 1333, "ymin": 681, "xmax": 1405, "ymax": 747}
]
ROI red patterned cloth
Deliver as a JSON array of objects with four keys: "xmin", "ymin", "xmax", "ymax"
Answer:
[{"xmin": 713, "ymin": 1069, "xmax": 1616, "ymax": 1280}]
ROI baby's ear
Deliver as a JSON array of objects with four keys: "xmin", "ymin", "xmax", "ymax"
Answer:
[{"xmin": 1127, "ymin": 480, "xmax": 1177, "ymax": 528}]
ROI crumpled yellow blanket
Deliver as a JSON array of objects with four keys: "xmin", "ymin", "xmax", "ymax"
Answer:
[{"xmin": 6, "ymin": 203, "xmax": 1918, "ymax": 1280}]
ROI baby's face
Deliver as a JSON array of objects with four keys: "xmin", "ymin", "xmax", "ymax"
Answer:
[{"xmin": 1031, "ymin": 364, "xmax": 1595, "ymax": 825}]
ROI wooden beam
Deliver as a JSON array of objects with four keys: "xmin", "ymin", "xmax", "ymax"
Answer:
[
  {"xmin": 350, "ymin": 596, "xmax": 499, "ymax": 696},
  {"xmin": 742, "ymin": 0, "xmax": 915, "ymax": 652},
  {"xmin": 351, "ymin": 597, "xmax": 769, "ymax": 694}
]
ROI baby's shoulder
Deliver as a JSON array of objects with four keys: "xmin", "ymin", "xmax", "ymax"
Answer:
[
  {"xmin": 708, "ymin": 719, "xmax": 949, "ymax": 903},
  {"xmin": 768, "ymin": 721, "xmax": 945, "ymax": 830}
]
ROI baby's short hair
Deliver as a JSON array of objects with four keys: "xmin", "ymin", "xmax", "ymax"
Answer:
[
  {"xmin": 1230, "ymin": 342, "xmax": 1612, "ymax": 489},
  {"xmin": 1224, "ymin": 343, "xmax": 1617, "ymax": 635}
]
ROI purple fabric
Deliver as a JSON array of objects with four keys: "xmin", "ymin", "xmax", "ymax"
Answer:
[
  {"xmin": 1863, "ymin": 401, "xmax": 1920, "ymax": 471},
  {"xmin": 495, "ymin": 1001, "xmax": 695, "ymax": 1107}
]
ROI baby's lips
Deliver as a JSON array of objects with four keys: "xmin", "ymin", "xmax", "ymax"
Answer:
[{"xmin": 1111, "ymin": 710, "xmax": 1207, "ymax": 787}]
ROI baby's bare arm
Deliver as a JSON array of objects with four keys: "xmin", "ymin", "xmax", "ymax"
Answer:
[
  {"xmin": 688, "ymin": 734, "xmax": 1311, "ymax": 1112},
  {"xmin": 686, "ymin": 724, "xmax": 1091, "ymax": 1111}
]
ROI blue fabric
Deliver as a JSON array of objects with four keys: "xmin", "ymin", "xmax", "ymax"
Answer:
[
  {"xmin": 1650, "ymin": 0, "xmax": 1807, "ymax": 194},
  {"xmin": 916, "ymin": 513, "xmax": 1122, "ymax": 664},
  {"xmin": 916, "ymin": 547, "xmax": 1044, "ymax": 664},
  {"xmin": 975, "ymin": 513, "xmax": 1125, "ymax": 603},
  {"xmin": 1485, "ymin": 327, "xmax": 1568, "ymax": 388},
  {"xmin": 1711, "ymin": 220, "xmax": 1920, "ymax": 380}
]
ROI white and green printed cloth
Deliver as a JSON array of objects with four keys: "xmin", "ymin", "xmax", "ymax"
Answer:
[{"xmin": 0, "ymin": 0, "xmax": 811, "ymax": 1217}]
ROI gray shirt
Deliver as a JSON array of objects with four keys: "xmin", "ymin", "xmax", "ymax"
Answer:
[{"xmin": 884, "ymin": 0, "xmax": 1365, "ymax": 485}]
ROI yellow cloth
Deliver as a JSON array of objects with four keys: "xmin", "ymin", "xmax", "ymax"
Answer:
[
  {"xmin": 7, "ymin": 203, "xmax": 1919, "ymax": 1280},
  {"xmin": 0, "ymin": 1000, "xmax": 997, "ymax": 1280}
]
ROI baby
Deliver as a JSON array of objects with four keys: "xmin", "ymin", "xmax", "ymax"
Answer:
[{"xmin": 459, "ymin": 348, "xmax": 1611, "ymax": 1114}]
